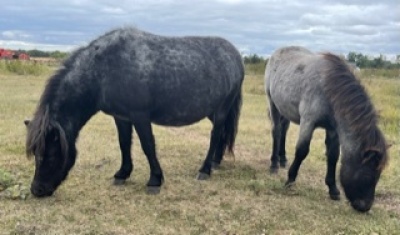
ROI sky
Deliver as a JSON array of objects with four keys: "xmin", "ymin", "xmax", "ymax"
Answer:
[{"xmin": 0, "ymin": 0, "xmax": 399, "ymax": 59}]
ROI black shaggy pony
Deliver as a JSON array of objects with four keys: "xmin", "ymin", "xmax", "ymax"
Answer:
[{"xmin": 25, "ymin": 27, "xmax": 244, "ymax": 197}]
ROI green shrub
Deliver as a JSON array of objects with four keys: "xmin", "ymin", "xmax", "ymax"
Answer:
[
  {"xmin": 245, "ymin": 61, "xmax": 266, "ymax": 75},
  {"xmin": 0, "ymin": 60, "xmax": 50, "ymax": 76},
  {"xmin": 0, "ymin": 168, "xmax": 14, "ymax": 190}
]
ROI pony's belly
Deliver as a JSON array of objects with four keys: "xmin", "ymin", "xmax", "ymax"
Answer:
[
  {"xmin": 149, "ymin": 93, "xmax": 224, "ymax": 126},
  {"xmin": 150, "ymin": 112, "xmax": 207, "ymax": 126},
  {"xmin": 273, "ymin": 99, "xmax": 301, "ymax": 124},
  {"xmin": 279, "ymin": 109, "xmax": 300, "ymax": 124}
]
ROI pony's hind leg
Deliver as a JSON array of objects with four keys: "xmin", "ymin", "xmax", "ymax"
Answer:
[
  {"xmin": 211, "ymin": 135, "xmax": 225, "ymax": 169},
  {"xmin": 325, "ymin": 129, "xmax": 340, "ymax": 200},
  {"xmin": 197, "ymin": 122, "xmax": 224, "ymax": 180},
  {"xmin": 113, "ymin": 118, "xmax": 133, "ymax": 185},
  {"xmin": 279, "ymin": 117, "xmax": 290, "ymax": 168},
  {"xmin": 286, "ymin": 120, "xmax": 315, "ymax": 186},
  {"xmin": 206, "ymin": 115, "xmax": 225, "ymax": 169},
  {"xmin": 269, "ymin": 102, "xmax": 283, "ymax": 173},
  {"xmin": 199, "ymin": 91, "xmax": 241, "ymax": 178},
  {"xmin": 133, "ymin": 116, "xmax": 164, "ymax": 194}
]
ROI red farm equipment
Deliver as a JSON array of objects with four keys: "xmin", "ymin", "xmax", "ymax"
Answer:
[{"xmin": 0, "ymin": 48, "xmax": 30, "ymax": 60}]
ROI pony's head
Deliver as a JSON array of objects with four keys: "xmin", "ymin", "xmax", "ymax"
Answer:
[
  {"xmin": 340, "ymin": 143, "xmax": 388, "ymax": 212},
  {"xmin": 25, "ymin": 107, "xmax": 75, "ymax": 197}
]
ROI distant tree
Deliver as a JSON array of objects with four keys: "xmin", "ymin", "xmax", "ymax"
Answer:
[
  {"xmin": 373, "ymin": 54, "xmax": 393, "ymax": 69},
  {"xmin": 355, "ymin": 53, "xmax": 369, "ymax": 68},
  {"xmin": 346, "ymin": 52, "xmax": 400, "ymax": 69},
  {"xmin": 347, "ymin": 52, "xmax": 357, "ymax": 63},
  {"xmin": 49, "ymin": 50, "xmax": 68, "ymax": 59},
  {"xmin": 15, "ymin": 49, "xmax": 28, "ymax": 54},
  {"xmin": 243, "ymin": 54, "xmax": 265, "ymax": 64},
  {"xmin": 27, "ymin": 49, "xmax": 50, "ymax": 57},
  {"xmin": 21, "ymin": 49, "xmax": 68, "ymax": 59}
]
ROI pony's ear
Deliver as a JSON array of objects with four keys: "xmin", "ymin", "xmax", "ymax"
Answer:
[
  {"xmin": 24, "ymin": 119, "xmax": 31, "ymax": 126},
  {"xmin": 362, "ymin": 150, "xmax": 383, "ymax": 168}
]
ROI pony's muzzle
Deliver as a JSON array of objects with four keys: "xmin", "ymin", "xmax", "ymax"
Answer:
[
  {"xmin": 351, "ymin": 199, "xmax": 372, "ymax": 213},
  {"xmin": 30, "ymin": 181, "xmax": 54, "ymax": 197}
]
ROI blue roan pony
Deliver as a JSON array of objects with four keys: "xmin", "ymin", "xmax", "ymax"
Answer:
[
  {"xmin": 25, "ymin": 27, "xmax": 244, "ymax": 196},
  {"xmin": 265, "ymin": 46, "xmax": 389, "ymax": 212}
]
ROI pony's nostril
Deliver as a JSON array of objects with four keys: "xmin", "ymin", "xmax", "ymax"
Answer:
[
  {"xmin": 31, "ymin": 182, "xmax": 49, "ymax": 197},
  {"xmin": 31, "ymin": 186, "xmax": 42, "ymax": 196}
]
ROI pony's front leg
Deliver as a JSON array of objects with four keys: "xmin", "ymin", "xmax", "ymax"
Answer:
[
  {"xmin": 113, "ymin": 118, "xmax": 134, "ymax": 185},
  {"xmin": 134, "ymin": 117, "xmax": 164, "ymax": 194},
  {"xmin": 286, "ymin": 121, "xmax": 314, "ymax": 186},
  {"xmin": 325, "ymin": 129, "xmax": 340, "ymax": 200}
]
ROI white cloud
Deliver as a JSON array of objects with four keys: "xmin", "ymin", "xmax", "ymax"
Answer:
[
  {"xmin": 101, "ymin": 7, "xmax": 125, "ymax": 14},
  {"xmin": 215, "ymin": 0, "xmax": 242, "ymax": 4},
  {"xmin": 0, "ymin": 0, "xmax": 398, "ymax": 57},
  {"xmin": 0, "ymin": 40, "xmax": 77, "ymax": 51},
  {"xmin": 336, "ymin": 25, "xmax": 378, "ymax": 36},
  {"xmin": 2, "ymin": 30, "xmax": 31, "ymax": 39}
]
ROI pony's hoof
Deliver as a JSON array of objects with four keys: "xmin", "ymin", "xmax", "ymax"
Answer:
[
  {"xmin": 270, "ymin": 167, "xmax": 279, "ymax": 174},
  {"xmin": 285, "ymin": 181, "xmax": 295, "ymax": 188},
  {"xmin": 113, "ymin": 178, "xmax": 126, "ymax": 185},
  {"xmin": 330, "ymin": 194, "xmax": 341, "ymax": 201},
  {"xmin": 279, "ymin": 161, "xmax": 287, "ymax": 168},
  {"xmin": 146, "ymin": 186, "xmax": 161, "ymax": 195},
  {"xmin": 197, "ymin": 172, "xmax": 210, "ymax": 180}
]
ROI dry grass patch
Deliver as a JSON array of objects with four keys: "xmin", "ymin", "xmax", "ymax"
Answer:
[{"xmin": 0, "ymin": 71, "xmax": 399, "ymax": 234}]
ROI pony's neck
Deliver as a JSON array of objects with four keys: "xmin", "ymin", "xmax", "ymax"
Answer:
[
  {"xmin": 322, "ymin": 53, "xmax": 382, "ymax": 161},
  {"xmin": 40, "ymin": 71, "xmax": 99, "ymax": 139},
  {"xmin": 336, "ymin": 126, "xmax": 362, "ymax": 157},
  {"xmin": 335, "ymin": 115, "xmax": 384, "ymax": 161}
]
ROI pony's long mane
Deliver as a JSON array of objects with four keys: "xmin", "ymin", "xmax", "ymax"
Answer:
[
  {"xmin": 322, "ymin": 53, "xmax": 388, "ymax": 169},
  {"xmin": 25, "ymin": 49, "xmax": 82, "ymax": 159},
  {"xmin": 36, "ymin": 47, "xmax": 85, "ymax": 109}
]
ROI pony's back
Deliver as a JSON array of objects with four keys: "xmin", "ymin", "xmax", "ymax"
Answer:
[{"xmin": 265, "ymin": 46, "xmax": 332, "ymax": 125}]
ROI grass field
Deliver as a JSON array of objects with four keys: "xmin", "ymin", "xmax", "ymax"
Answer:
[{"xmin": 0, "ymin": 67, "xmax": 399, "ymax": 234}]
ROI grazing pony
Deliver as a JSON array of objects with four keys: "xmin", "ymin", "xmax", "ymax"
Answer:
[
  {"xmin": 265, "ymin": 46, "xmax": 388, "ymax": 212},
  {"xmin": 25, "ymin": 27, "xmax": 244, "ymax": 197}
]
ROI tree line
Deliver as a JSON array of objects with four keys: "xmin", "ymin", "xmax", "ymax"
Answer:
[
  {"xmin": 14, "ymin": 49, "xmax": 69, "ymax": 59},
  {"xmin": 347, "ymin": 52, "xmax": 400, "ymax": 69},
  {"xmin": 243, "ymin": 52, "xmax": 400, "ymax": 69},
  {"xmin": 13, "ymin": 49, "xmax": 400, "ymax": 69}
]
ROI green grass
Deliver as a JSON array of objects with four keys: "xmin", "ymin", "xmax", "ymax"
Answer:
[
  {"xmin": 0, "ymin": 69, "xmax": 399, "ymax": 234},
  {"xmin": 245, "ymin": 62, "xmax": 266, "ymax": 76},
  {"xmin": 361, "ymin": 68, "xmax": 400, "ymax": 79}
]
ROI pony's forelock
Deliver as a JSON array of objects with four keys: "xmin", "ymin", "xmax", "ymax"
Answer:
[
  {"xmin": 25, "ymin": 105, "xmax": 69, "ymax": 162},
  {"xmin": 26, "ymin": 106, "xmax": 50, "ymax": 159}
]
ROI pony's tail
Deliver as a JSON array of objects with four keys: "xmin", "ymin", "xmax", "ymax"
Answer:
[{"xmin": 221, "ymin": 89, "xmax": 242, "ymax": 155}]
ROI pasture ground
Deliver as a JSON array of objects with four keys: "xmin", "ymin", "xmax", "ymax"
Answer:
[{"xmin": 0, "ymin": 69, "xmax": 399, "ymax": 234}]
